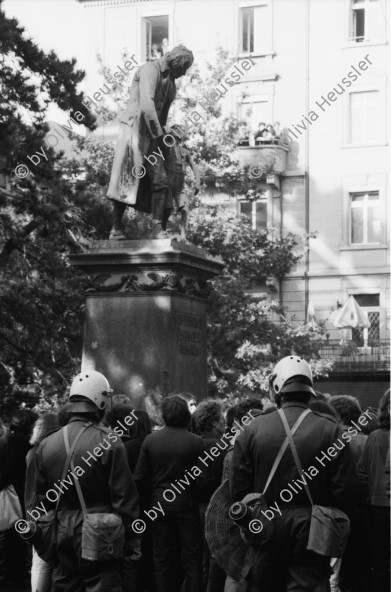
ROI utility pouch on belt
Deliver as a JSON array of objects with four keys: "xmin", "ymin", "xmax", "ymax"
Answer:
[
  {"xmin": 22, "ymin": 423, "xmax": 92, "ymax": 562},
  {"xmin": 63, "ymin": 427, "xmax": 125, "ymax": 561},
  {"xmin": 278, "ymin": 409, "xmax": 350, "ymax": 558},
  {"xmin": 229, "ymin": 409, "xmax": 312, "ymax": 547}
]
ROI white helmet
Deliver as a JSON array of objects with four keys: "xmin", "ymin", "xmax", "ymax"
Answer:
[
  {"xmin": 69, "ymin": 371, "xmax": 112, "ymax": 411},
  {"xmin": 270, "ymin": 356, "xmax": 315, "ymax": 397}
]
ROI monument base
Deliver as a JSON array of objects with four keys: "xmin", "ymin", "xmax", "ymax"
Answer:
[{"xmin": 70, "ymin": 239, "xmax": 223, "ymax": 405}]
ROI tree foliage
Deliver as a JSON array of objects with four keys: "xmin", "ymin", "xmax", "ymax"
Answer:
[{"xmin": 0, "ymin": 27, "xmax": 330, "ymax": 414}]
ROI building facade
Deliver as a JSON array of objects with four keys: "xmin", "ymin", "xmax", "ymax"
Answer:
[{"xmin": 79, "ymin": 0, "xmax": 390, "ymax": 398}]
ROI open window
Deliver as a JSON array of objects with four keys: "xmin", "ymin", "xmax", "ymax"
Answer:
[
  {"xmin": 350, "ymin": 0, "xmax": 384, "ymax": 43},
  {"xmin": 239, "ymin": 3, "xmax": 272, "ymax": 55},
  {"xmin": 142, "ymin": 15, "xmax": 169, "ymax": 62}
]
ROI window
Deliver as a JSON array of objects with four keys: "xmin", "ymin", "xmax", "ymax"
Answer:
[
  {"xmin": 239, "ymin": 199, "xmax": 267, "ymax": 230},
  {"xmin": 350, "ymin": 191, "xmax": 382, "ymax": 244},
  {"xmin": 239, "ymin": 4, "xmax": 271, "ymax": 54},
  {"xmin": 351, "ymin": 294, "xmax": 380, "ymax": 345},
  {"xmin": 142, "ymin": 16, "xmax": 169, "ymax": 62},
  {"xmin": 349, "ymin": 90, "xmax": 382, "ymax": 144},
  {"xmin": 351, "ymin": 0, "xmax": 383, "ymax": 43}
]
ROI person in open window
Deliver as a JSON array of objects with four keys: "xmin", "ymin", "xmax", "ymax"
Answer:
[{"xmin": 254, "ymin": 122, "xmax": 266, "ymax": 145}]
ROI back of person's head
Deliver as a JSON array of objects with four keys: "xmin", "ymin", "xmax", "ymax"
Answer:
[
  {"xmin": 10, "ymin": 409, "xmax": 37, "ymax": 436},
  {"xmin": 193, "ymin": 399, "xmax": 224, "ymax": 434},
  {"xmin": 309, "ymin": 400, "xmax": 338, "ymax": 419},
  {"xmin": 112, "ymin": 394, "xmax": 131, "ymax": 405},
  {"xmin": 162, "ymin": 395, "xmax": 191, "ymax": 428},
  {"xmin": 128, "ymin": 409, "xmax": 152, "ymax": 440},
  {"xmin": 30, "ymin": 412, "xmax": 60, "ymax": 445},
  {"xmin": 329, "ymin": 395, "xmax": 361, "ymax": 425},
  {"xmin": 378, "ymin": 390, "xmax": 390, "ymax": 430},
  {"xmin": 361, "ymin": 407, "xmax": 379, "ymax": 435},
  {"xmin": 68, "ymin": 396, "xmax": 104, "ymax": 422},
  {"xmin": 105, "ymin": 402, "xmax": 134, "ymax": 434},
  {"xmin": 235, "ymin": 398, "xmax": 263, "ymax": 423},
  {"xmin": 270, "ymin": 356, "xmax": 315, "ymax": 406}
]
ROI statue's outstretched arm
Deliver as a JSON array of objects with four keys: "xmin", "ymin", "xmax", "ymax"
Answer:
[{"xmin": 139, "ymin": 63, "xmax": 164, "ymax": 139}]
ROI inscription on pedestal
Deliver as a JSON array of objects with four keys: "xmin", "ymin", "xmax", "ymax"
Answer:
[{"xmin": 176, "ymin": 312, "xmax": 203, "ymax": 356}]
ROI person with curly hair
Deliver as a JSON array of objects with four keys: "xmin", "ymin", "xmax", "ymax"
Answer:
[
  {"xmin": 329, "ymin": 395, "xmax": 367, "ymax": 465},
  {"xmin": 357, "ymin": 390, "xmax": 390, "ymax": 592}
]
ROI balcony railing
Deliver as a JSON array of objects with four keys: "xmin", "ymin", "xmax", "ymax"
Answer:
[
  {"xmin": 235, "ymin": 143, "xmax": 289, "ymax": 176},
  {"xmin": 318, "ymin": 340, "xmax": 390, "ymax": 374}
]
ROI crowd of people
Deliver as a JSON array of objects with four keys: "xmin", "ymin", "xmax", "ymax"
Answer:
[
  {"xmin": 238, "ymin": 121, "xmax": 284, "ymax": 147},
  {"xmin": 0, "ymin": 358, "xmax": 389, "ymax": 592}
]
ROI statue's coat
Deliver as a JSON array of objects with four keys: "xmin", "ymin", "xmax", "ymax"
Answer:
[{"xmin": 107, "ymin": 56, "xmax": 176, "ymax": 214}]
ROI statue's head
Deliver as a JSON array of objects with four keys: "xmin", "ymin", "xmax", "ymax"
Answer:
[{"xmin": 165, "ymin": 45, "xmax": 194, "ymax": 79}]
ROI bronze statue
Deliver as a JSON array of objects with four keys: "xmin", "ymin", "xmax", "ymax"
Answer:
[
  {"xmin": 107, "ymin": 45, "xmax": 194, "ymax": 240},
  {"xmin": 163, "ymin": 124, "xmax": 200, "ymax": 240}
]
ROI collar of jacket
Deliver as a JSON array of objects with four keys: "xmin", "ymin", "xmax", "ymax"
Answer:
[
  {"xmin": 281, "ymin": 401, "xmax": 309, "ymax": 410},
  {"xmin": 200, "ymin": 430, "xmax": 221, "ymax": 439}
]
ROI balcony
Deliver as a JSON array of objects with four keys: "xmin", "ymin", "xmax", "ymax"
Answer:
[
  {"xmin": 318, "ymin": 340, "xmax": 390, "ymax": 376},
  {"xmin": 235, "ymin": 142, "xmax": 289, "ymax": 177}
]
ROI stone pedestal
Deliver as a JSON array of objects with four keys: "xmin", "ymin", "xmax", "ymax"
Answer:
[{"xmin": 70, "ymin": 239, "xmax": 223, "ymax": 406}]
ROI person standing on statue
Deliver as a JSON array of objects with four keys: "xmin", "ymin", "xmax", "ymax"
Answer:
[
  {"xmin": 163, "ymin": 124, "xmax": 200, "ymax": 240},
  {"xmin": 107, "ymin": 45, "xmax": 194, "ymax": 240}
]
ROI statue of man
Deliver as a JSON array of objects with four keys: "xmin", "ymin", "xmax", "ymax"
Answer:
[{"xmin": 107, "ymin": 45, "xmax": 194, "ymax": 240}]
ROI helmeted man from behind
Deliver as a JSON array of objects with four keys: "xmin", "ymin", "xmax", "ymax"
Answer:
[
  {"xmin": 230, "ymin": 356, "xmax": 360, "ymax": 592},
  {"xmin": 35, "ymin": 370, "xmax": 140, "ymax": 592}
]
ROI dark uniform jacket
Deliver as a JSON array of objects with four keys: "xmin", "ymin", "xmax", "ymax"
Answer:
[
  {"xmin": 230, "ymin": 401, "xmax": 359, "ymax": 510},
  {"xmin": 35, "ymin": 416, "xmax": 139, "ymax": 531}
]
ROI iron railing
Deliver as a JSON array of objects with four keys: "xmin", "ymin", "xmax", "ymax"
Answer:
[{"xmin": 318, "ymin": 340, "xmax": 390, "ymax": 374}]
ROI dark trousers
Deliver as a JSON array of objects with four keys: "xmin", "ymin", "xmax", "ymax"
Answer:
[
  {"xmin": 370, "ymin": 506, "xmax": 390, "ymax": 592},
  {"xmin": 53, "ymin": 510, "xmax": 122, "ymax": 592},
  {"xmin": 339, "ymin": 508, "xmax": 371, "ymax": 592},
  {"xmin": 152, "ymin": 507, "xmax": 203, "ymax": 592},
  {"xmin": 247, "ymin": 507, "xmax": 330, "ymax": 592}
]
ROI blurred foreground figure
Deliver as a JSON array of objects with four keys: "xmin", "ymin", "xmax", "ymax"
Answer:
[
  {"xmin": 357, "ymin": 389, "xmax": 390, "ymax": 592},
  {"xmin": 230, "ymin": 356, "xmax": 360, "ymax": 592}
]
